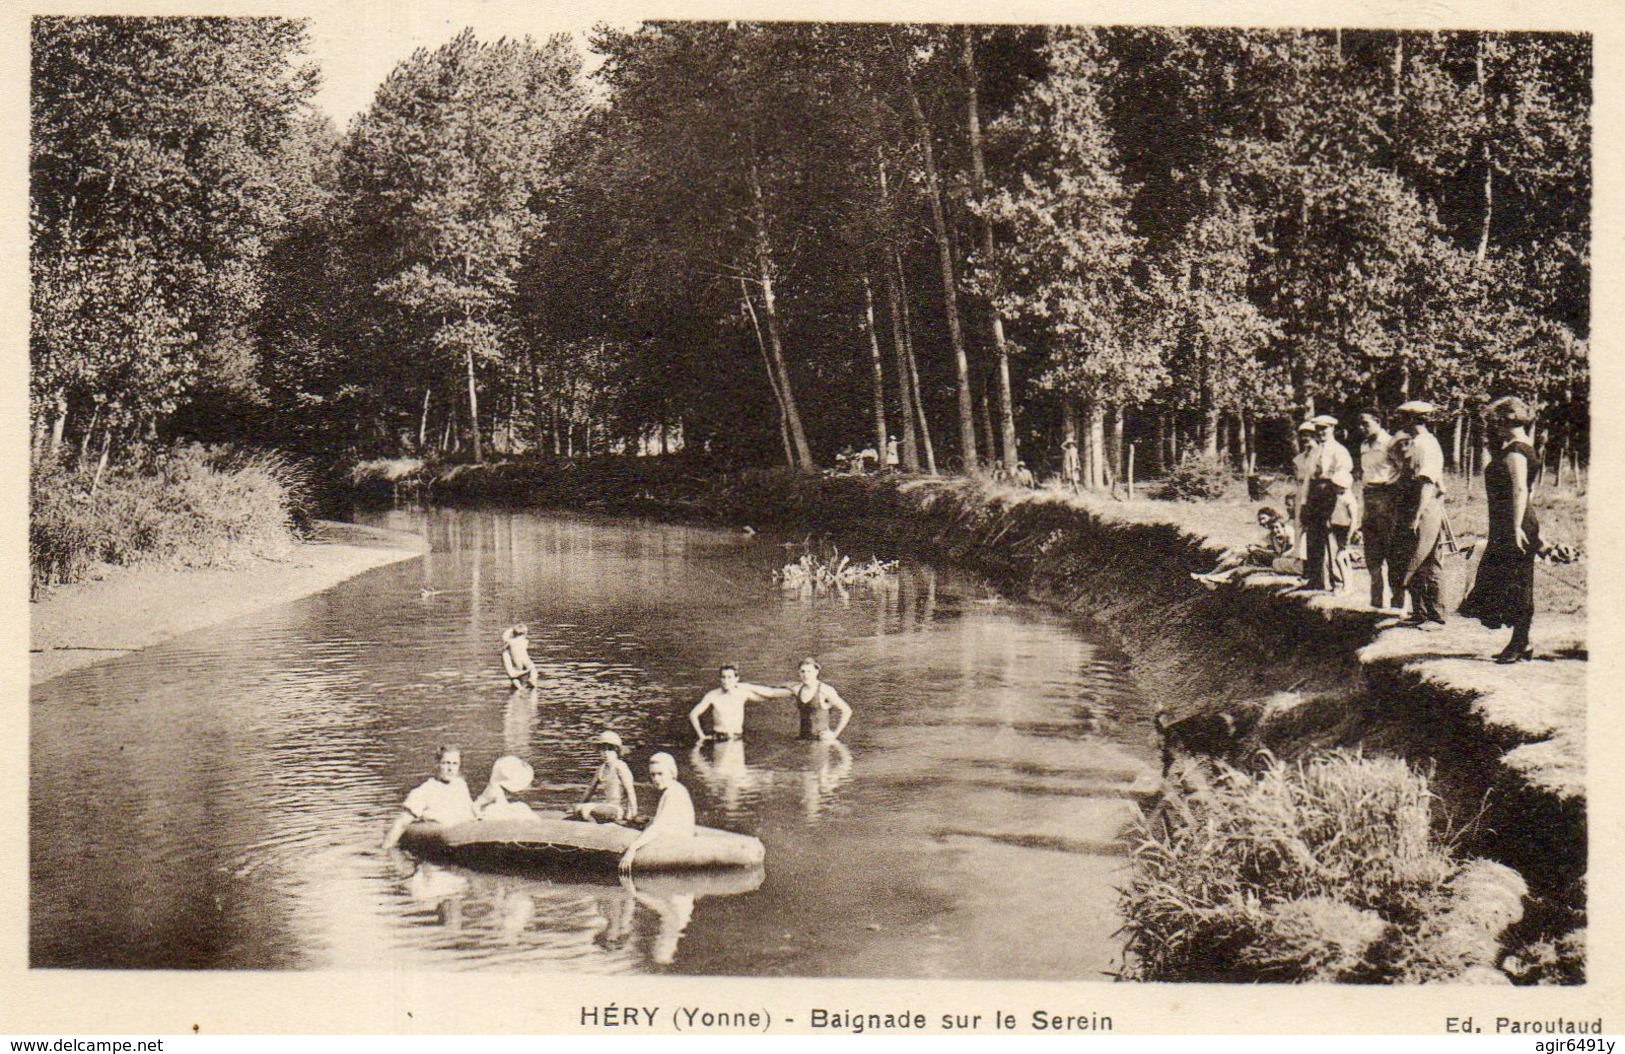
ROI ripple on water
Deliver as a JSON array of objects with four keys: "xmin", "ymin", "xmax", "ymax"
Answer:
[{"xmin": 32, "ymin": 509, "xmax": 1158, "ymax": 977}]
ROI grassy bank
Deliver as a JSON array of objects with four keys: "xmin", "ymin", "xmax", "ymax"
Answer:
[{"xmin": 31, "ymin": 444, "xmax": 310, "ymax": 598}]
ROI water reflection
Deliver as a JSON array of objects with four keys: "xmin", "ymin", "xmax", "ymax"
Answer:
[
  {"xmin": 32, "ymin": 508, "xmax": 1156, "ymax": 978},
  {"xmin": 389, "ymin": 855, "xmax": 762, "ymax": 970},
  {"xmin": 686, "ymin": 737, "xmax": 854, "ymax": 823}
]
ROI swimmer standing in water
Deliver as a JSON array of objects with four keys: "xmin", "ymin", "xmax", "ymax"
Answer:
[
  {"xmin": 501, "ymin": 624, "xmax": 541, "ymax": 689},
  {"xmin": 785, "ymin": 658, "xmax": 852, "ymax": 741},
  {"xmin": 688, "ymin": 663, "xmax": 792, "ymax": 742}
]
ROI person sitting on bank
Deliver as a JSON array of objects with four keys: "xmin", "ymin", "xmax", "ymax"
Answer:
[
  {"xmin": 501, "ymin": 624, "xmax": 541, "ymax": 689},
  {"xmin": 1015, "ymin": 461, "xmax": 1035, "ymax": 488},
  {"xmin": 474, "ymin": 754, "xmax": 538, "ymax": 823},
  {"xmin": 786, "ymin": 657, "xmax": 852, "ymax": 742},
  {"xmin": 619, "ymin": 753, "xmax": 697, "ymax": 873},
  {"xmin": 382, "ymin": 744, "xmax": 477, "ymax": 849},
  {"xmin": 573, "ymin": 730, "xmax": 640, "ymax": 822},
  {"xmin": 689, "ymin": 663, "xmax": 793, "ymax": 742},
  {"xmin": 1190, "ymin": 506, "xmax": 1296, "ymax": 588}
]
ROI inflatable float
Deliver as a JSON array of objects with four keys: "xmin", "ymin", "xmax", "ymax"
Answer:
[{"xmin": 399, "ymin": 810, "xmax": 766, "ymax": 873}]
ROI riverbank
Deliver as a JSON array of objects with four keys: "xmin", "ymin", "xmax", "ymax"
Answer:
[
  {"xmin": 417, "ymin": 459, "xmax": 1586, "ymax": 980},
  {"xmin": 29, "ymin": 520, "xmax": 427, "ymax": 685}
]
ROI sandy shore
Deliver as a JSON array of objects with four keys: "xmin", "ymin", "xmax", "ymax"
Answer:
[{"xmin": 29, "ymin": 520, "xmax": 427, "ymax": 686}]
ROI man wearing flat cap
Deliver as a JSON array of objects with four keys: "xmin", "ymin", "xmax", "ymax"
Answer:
[
  {"xmin": 1391, "ymin": 401, "xmax": 1448, "ymax": 628},
  {"xmin": 1291, "ymin": 421, "xmax": 1319, "ymax": 537},
  {"xmin": 1303, "ymin": 414, "xmax": 1355, "ymax": 592}
]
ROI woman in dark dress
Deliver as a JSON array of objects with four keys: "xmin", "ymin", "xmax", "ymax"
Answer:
[{"xmin": 1459, "ymin": 396, "xmax": 1540, "ymax": 662}]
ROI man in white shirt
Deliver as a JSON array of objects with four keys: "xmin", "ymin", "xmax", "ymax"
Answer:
[
  {"xmin": 1358, "ymin": 412, "xmax": 1403, "ymax": 610},
  {"xmin": 1394, "ymin": 401, "xmax": 1448, "ymax": 628},
  {"xmin": 1304, "ymin": 414, "xmax": 1355, "ymax": 591},
  {"xmin": 382, "ymin": 745, "xmax": 477, "ymax": 848},
  {"xmin": 1291, "ymin": 421, "xmax": 1319, "ymax": 533}
]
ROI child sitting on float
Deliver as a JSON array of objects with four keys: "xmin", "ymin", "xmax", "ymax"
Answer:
[{"xmin": 473, "ymin": 755, "xmax": 538, "ymax": 822}]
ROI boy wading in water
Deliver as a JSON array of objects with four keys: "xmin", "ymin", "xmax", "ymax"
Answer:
[
  {"xmin": 619, "ymin": 753, "xmax": 696, "ymax": 873},
  {"xmin": 502, "ymin": 624, "xmax": 541, "ymax": 689},
  {"xmin": 382, "ymin": 745, "xmax": 476, "ymax": 848},
  {"xmin": 688, "ymin": 663, "xmax": 792, "ymax": 742},
  {"xmin": 573, "ymin": 731, "xmax": 639, "ymax": 823}
]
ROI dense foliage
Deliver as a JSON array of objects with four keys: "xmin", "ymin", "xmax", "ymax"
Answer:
[
  {"xmin": 31, "ymin": 19, "xmax": 1590, "ymax": 482},
  {"xmin": 30, "ymin": 445, "xmax": 307, "ymax": 595}
]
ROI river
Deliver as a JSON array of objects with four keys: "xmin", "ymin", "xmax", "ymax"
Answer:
[{"xmin": 31, "ymin": 508, "xmax": 1159, "ymax": 978}]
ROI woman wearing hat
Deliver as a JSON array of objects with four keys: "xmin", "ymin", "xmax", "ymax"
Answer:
[
  {"xmin": 474, "ymin": 755, "xmax": 538, "ymax": 822},
  {"xmin": 1459, "ymin": 396, "xmax": 1541, "ymax": 662},
  {"xmin": 574, "ymin": 730, "xmax": 639, "ymax": 822}
]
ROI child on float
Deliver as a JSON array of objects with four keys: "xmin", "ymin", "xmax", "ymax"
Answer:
[
  {"xmin": 618, "ymin": 753, "xmax": 697, "ymax": 873},
  {"xmin": 473, "ymin": 754, "xmax": 538, "ymax": 822},
  {"xmin": 572, "ymin": 730, "xmax": 640, "ymax": 823}
]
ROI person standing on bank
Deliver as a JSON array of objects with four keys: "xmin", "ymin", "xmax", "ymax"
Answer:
[
  {"xmin": 1358, "ymin": 411, "xmax": 1404, "ymax": 611},
  {"xmin": 1291, "ymin": 421, "xmax": 1319, "ymax": 533},
  {"xmin": 1459, "ymin": 396, "xmax": 1541, "ymax": 662},
  {"xmin": 1304, "ymin": 414, "xmax": 1355, "ymax": 592},
  {"xmin": 1393, "ymin": 401, "xmax": 1448, "ymax": 630}
]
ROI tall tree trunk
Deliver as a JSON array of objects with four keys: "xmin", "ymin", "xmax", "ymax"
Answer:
[
  {"xmin": 88, "ymin": 427, "xmax": 114, "ymax": 501},
  {"xmin": 1476, "ymin": 42, "xmax": 1493, "ymax": 262},
  {"xmin": 1087, "ymin": 400, "xmax": 1106, "ymax": 490},
  {"xmin": 1111, "ymin": 403, "xmax": 1125, "ymax": 487},
  {"xmin": 962, "ymin": 26, "xmax": 1018, "ymax": 473},
  {"xmin": 749, "ymin": 159, "xmax": 814, "ymax": 470},
  {"xmin": 1061, "ymin": 397, "xmax": 1080, "ymax": 488},
  {"xmin": 883, "ymin": 256, "xmax": 920, "ymax": 472},
  {"xmin": 977, "ymin": 376, "xmax": 997, "ymax": 470},
  {"xmin": 79, "ymin": 402, "xmax": 101, "ymax": 463},
  {"xmin": 465, "ymin": 344, "xmax": 483, "ymax": 463},
  {"xmin": 419, "ymin": 388, "xmax": 432, "ymax": 453},
  {"xmin": 741, "ymin": 280, "xmax": 795, "ymax": 468},
  {"xmin": 48, "ymin": 393, "xmax": 68, "ymax": 455},
  {"xmin": 897, "ymin": 249, "xmax": 937, "ymax": 474},
  {"xmin": 863, "ymin": 275, "xmax": 890, "ymax": 461},
  {"xmin": 907, "ymin": 78, "xmax": 977, "ymax": 472}
]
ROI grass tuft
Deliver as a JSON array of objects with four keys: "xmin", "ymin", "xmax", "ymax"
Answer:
[{"xmin": 1121, "ymin": 750, "xmax": 1511, "ymax": 983}]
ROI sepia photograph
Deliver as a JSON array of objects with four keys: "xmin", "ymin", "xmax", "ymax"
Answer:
[{"xmin": 14, "ymin": 0, "xmax": 1609, "ymax": 1032}]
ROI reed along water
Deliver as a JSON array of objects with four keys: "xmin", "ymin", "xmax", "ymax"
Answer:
[{"xmin": 31, "ymin": 509, "xmax": 1159, "ymax": 977}]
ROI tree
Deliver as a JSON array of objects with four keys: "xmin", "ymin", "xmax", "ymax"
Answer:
[
  {"xmin": 331, "ymin": 29, "xmax": 585, "ymax": 461},
  {"xmin": 31, "ymin": 15, "xmax": 320, "ymax": 458}
]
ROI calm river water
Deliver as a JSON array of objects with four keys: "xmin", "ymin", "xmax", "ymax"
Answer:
[{"xmin": 31, "ymin": 509, "xmax": 1159, "ymax": 977}]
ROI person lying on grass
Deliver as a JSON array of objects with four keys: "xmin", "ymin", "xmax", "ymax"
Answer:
[
  {"xmin": 619, "ymin": 753, "xmax": 696, "ymax": 873},
  {"xmin": 1189, "ymin": 506, "xmax": 1298, "ymax": 589}
]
